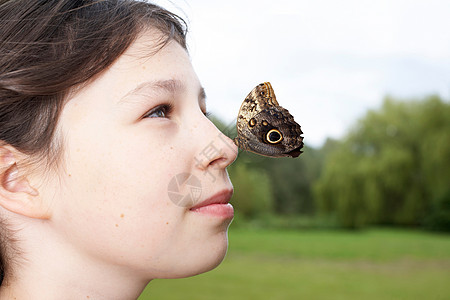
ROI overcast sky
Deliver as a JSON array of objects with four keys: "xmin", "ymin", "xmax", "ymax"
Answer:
[{"xmin": 153, "ymin": 0, "xmax": 450, "ymax": 147}]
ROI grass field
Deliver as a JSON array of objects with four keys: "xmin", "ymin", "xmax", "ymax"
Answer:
[{"xmin": 138, "ymin": 227, "xmax": 450, "ymax": 300}]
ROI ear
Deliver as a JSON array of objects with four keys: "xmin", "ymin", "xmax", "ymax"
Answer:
[{"xmin": 0, "ymin": 146, "xmax": 49, "ymax": 219}]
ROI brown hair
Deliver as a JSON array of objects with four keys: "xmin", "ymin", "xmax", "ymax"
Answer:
[{"xmin": 0, "ymin": 0, "xmax": 187, "ymax": 285}]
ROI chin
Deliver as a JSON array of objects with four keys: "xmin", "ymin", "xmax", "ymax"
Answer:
[{"xmin": 159, "ymin": 230, "xmax": 230, "ymax": 279}]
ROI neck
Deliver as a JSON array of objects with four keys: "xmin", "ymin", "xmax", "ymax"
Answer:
[{"xmin": 0, "ymin": 218, "xmax": 150, "ymax": 300}]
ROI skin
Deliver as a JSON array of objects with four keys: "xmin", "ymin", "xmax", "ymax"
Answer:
[{"xmin": 0, "ymin": 31, "xmax": 238, "ymax": 299}]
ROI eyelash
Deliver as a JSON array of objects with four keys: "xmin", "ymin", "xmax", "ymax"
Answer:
[
  {"xmin": 142, "ymin": 103, "xmax": 211, "ymax": 119},
  {"xmin": 143, "ymin": 104, "xmax": 174, "ymax": 119}
]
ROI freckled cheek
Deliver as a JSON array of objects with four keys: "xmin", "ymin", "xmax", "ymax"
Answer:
[
  {"xmin": 75, "ymin": 151, "xmax": 173, "ymax": 209},
  {"xmin": 57, "ymin": 147, "xmax": 192, "ymax": 254},
  {"xmin": 112, "ymin": 206, "xmax": 178, "ymax": 232},
  {"xmin": 66, "ymin": 171, "xmax": 181, "ymax": 237},
  {"xmin": 64, "ymin": 125, "xmax": 188, "ymax": 207}
]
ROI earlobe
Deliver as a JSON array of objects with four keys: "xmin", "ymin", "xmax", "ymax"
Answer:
[{"xmin": 0, "ymin": 146, "xmax": 49, "ymax": 219}]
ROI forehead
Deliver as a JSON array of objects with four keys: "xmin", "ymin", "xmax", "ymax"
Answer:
[
  {"xmin": 114, "ymin": 34, "xmax": 192, "ymax": 78},
  {"xmin": 87, "ymin": 33, "xmax": 197, "ymax": 100},
  {"xmin": 63, "ymin": 32, "xmax": 199, "ymax": 115}
]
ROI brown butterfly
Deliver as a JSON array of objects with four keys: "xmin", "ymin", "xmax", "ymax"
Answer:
[{"xmin": 233, "ymin": 82, "xmax": 304, "ymax": 158}]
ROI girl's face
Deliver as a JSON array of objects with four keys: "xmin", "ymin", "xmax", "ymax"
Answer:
[{"xmin": 43, "ymin": 33, "xmax": 238, "ymax": 280}]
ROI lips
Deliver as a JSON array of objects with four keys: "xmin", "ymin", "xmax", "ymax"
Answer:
[{"xmin": 190, "ymin": 189, "xmax": 234, "ymax": 218}]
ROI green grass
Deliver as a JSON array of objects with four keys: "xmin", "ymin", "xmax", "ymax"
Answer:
[{"xmin": 138, "ymin": 228, "xmax": 450, "ymax": 300}]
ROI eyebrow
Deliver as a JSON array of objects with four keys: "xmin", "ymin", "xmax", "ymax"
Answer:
[
  {"xmin": 120, "ymin": 79, "xmax": 206, "ymax": 107},
  {"xmin": 120, "ymin": 79, "xmax": 185, "ymax": 101}
]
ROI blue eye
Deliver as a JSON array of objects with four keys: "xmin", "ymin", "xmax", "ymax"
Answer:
[{"xmin": 144, "ymin": 104, "xmax": 173, "ymax": 118}]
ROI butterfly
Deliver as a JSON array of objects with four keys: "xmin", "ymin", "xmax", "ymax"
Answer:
[{"xmin": 233, "ymin": 82, "xmax": 303, "ymax": 158}]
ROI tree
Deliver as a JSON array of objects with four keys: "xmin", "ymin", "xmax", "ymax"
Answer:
[
  {"xmin": 228, "ymin": 163, "xmax": 273, "ymax": 219},
  {"xmin": 314, "ymin": 95, "xmax": 450, "ymax": 230}
]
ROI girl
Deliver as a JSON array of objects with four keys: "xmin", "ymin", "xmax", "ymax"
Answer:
[{"xmin": 0, "ymin": 1, "xmax": 237, "ymax": 299}]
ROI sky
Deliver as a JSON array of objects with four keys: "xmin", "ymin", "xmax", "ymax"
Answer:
[{"xmin": 153, "ymin": 0, "xmax": 450, "ymax": 147}]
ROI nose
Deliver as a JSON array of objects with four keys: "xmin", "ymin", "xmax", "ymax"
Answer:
[{"xmin": 193, "ymin": 117, "xmax": 238, "ymax": 172}]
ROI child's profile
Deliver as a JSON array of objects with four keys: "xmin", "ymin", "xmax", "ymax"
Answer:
[{"xmin": 0, "ymin": 1, "xmax": 237, "ymax": 299}]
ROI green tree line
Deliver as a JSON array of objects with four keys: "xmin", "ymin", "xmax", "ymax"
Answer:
[{"xmin": 214, "ymin": 95, "xmax": 450, "ymax": 231}]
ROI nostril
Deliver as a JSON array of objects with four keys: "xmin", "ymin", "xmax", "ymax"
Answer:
[{"xmin": 208, "ymin": 157, "xmax": 227, "ymax": 168}]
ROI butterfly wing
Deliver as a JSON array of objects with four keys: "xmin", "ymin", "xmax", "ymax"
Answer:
[
  {"xmin": 234, "ymin": 82, "xmax": 304, "ymax": 158},
  {"xmin": 235, "ymin": 82, "xmax": 276, "ymax": 124},
  {"xmin": 250, "ymin": 106, "xmax": 303, "ymax": 157},
  {"xmin": 234, "ymin": 83, "xmax": 274, "ymax": 151}
]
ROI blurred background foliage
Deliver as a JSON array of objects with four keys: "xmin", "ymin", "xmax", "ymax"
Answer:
[{"xmin": 214, "ymin": 95, "xmax": 450, "ymax": 232}]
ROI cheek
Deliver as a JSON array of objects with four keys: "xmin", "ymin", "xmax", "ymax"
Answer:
[
  {"xmin": 53, "ymin": 110, "xmax": 201, "ymax": 264},
  {"xmin": 63, "ymin": 140, "xmax": 173, "ymax": 220},
  {"xmin": 53, "ymin": 137, "xmax": 187, "ymax": 258}
]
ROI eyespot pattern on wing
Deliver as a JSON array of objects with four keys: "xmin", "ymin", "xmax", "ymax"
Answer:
[{"xmin": 233, "ymin": 82, "xmax": 304, "ymax": 158}]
